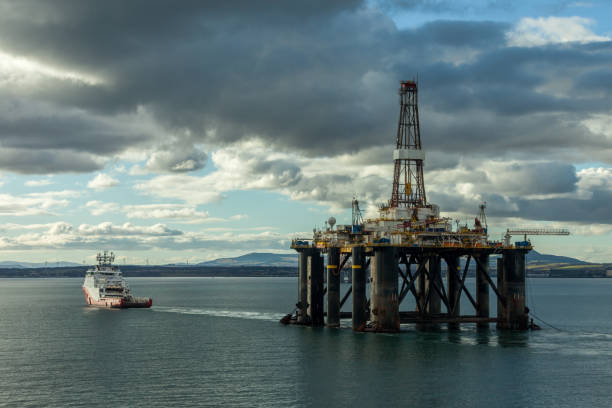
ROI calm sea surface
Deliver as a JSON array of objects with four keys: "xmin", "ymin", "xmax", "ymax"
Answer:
[{"xmin": 1, "ymin": 277, "xmax": 612, "ymax": 407}]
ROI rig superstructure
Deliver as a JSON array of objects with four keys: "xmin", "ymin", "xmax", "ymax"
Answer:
[{"xmin": 283, "ymin": 80, "xmax": 568, "ymax": 332}]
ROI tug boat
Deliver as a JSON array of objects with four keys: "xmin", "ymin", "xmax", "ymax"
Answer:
[{"xmin": 82, "ymin": 251, "xmax": 152, "ymax": 309}]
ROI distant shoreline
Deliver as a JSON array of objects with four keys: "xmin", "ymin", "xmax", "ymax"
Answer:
[
  {"xmin": 0, "ymin": 265, "xmax": 298, "ymax": 278},
  {"xmin": 0, "ymin": 265, "xmax": 608, "ymax": 278}
]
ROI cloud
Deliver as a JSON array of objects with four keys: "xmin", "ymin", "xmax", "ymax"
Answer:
[
  {"xmin": 24, "ymin": 179, "xmax": 53, "ymax": 187},
  {"xmin": 0, "ymin": 191, "xmax": 76, "ymax": 216},
  {"xmin": 85, "ymin": 200, "xmax": 121, "ymax": 216},
  {"xmin": 87, "ymin": 173, "xmax": 119, "ymax": 189},
  {"xmin": 0, "ymin": 221, "xmax": 288, "ymax": 252},
  {"xmin": 76, "ymin": 222, "xmax": 182, "ymax": 237},
  {"xmin": 136, "ymin": 140, "xmax": 392, "ymax": 215},
  {"xmin": 123, "ymin": 204, "xmax": 218, "ymax": 223},
  {"xmin": 0, "ymin": 49, "xmax": 103, "ymax": 86},
  {"xmin": 0, "ymin": 2, "xmax": 611, "ymax": 177},
  {"xmin": 426, "ymin": 162, "xmax": 612, "ymax": 224},
  {"xmin": 145, "ymin": 142, "xmax": 208, "ymax": 173},
  {"xmin": 0, "ymin": 1, "xmax": 610, "ymax": 240},
  {"xmin": 0, "ymin": 222, "xmax": 64, "ymax": 231},
  {"xmin": 506, "ymin": 16, "xmax": 610, "ymax": 47},
  {"xmin": 135, "ymin": 140, "xmax": 303, "ymax": 204},
  {"xmin": 0, "ymin": 147, "xmax": 103, "ymax": 174},
  {"xmin": 85, "ymin": 201, "xmax": 224, "ymax": 223}
]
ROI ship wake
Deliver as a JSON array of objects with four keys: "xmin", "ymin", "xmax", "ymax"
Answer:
[{"xmin": 152, "ymin": 306, "xmax": 285, "ymax": 322}]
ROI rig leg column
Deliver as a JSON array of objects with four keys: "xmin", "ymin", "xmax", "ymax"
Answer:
[
  {"xmin": 496, "ymin": 257, "xmax": 504, "ymax": 326},
  {"xmin": 499, "ymin": 251, "xmax": 528, "ymax": 330},
  {"xmin": 370, "ymin": 247, "xmax": 399, "ymax": 332},
  {"xmin": 352, "ymin": 246, "xmax": 367, "ymax": 330},
  {"xmin": 446, "ymin": 255, "xmax": 461, "ymax": 330},
  {"xmin": 416, "ymin": 258, "xmax": 426, "ymax": 313},
  {"xmin": 297, "ymin": 248, "xmax": 312, "ymax": 324},
  {"xmin": 476, "ymin": 254, "xmax": 490, "ymax": 328},
  {"xmin": 426, "ymin": 255, "xmax": 441, "ymax": 315},
  {"xmin": 307, "ymin": 249, "xmax": 324, "ymax": 327},
  {"xmin": 326, "ymin": 247, "xmax": 341, "ymax": 328}
]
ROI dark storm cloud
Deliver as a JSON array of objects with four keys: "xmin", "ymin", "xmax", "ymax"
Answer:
[
  {"xmin": 426, "ymin": 161, "xmax": 612, "ymax": 224},
  {"xmin": 376, "ymin": 0, "xmax": 513, "ymax": 14},
  {"xmin": 0, "ymin": 109, "xmax": 149, "ymax": 154},
  {"xmin": 0, "ymin": 149, "xmax": 101, "ymax": 174},
  {"xmin": 431, "ymin": 189, "xmax": 612, "ymax": 224},
  {"xmin": 1, "ymin": 0, "xmax": 611, "ymax": 172},
  {"xmin": 510, "ymin": 190, "xmax": 612, "ymax": 224}
]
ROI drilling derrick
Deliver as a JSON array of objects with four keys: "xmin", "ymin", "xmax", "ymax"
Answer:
[{"xmin": 390, "ymin": 80, "xmax": 426, "ymax": 208}]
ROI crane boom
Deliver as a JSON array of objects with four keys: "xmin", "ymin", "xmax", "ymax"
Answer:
[{"xmin": 504, "ymin": 228, "xmax": 570, "ymax": 246}]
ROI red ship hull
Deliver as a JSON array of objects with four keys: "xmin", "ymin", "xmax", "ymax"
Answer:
[{"xmin": 82, "ymin": 287, "xmax": 152, "ymax": 309}]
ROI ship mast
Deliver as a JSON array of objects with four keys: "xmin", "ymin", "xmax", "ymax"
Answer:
[{"xmin": 96, "ymin": 250, "xmax": 115, "ymax": 267}]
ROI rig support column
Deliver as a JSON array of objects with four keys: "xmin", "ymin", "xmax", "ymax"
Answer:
[
  {"xmin": 476, "ymin": 253, "xmax": 490, "ymax": 327},
  {"xmin": 497, "ymin": 257, "xmax": 504, "ymax": 324},
  {"xmin": 370, "ymin": 247, "xmax": 399, "ymax": 332},
  {"xmin": 326, "ymin": 247, "xmax": 341, "ymax": 328},
  {"xmin": 446, "ymin": 255, "xmax": 460, "ymax": 330},
  {"xmin": 297, "ymin": 248, "xmax": 312, "ymax": 324},
  {"xmin": 426, "ymin": 255, "xmax": 441, "ymax": 314},
  {"xmin": 352, "ymin": 246, "xmax": 367, "ymax": 330},
  {"xmin": 307, "ymin": 249, "xmax": 324, "ymax": 327},
  {"xmin": 498, "ymin": 251, "xmax": 528, "ymax": 330},
  {"xmin": 416, "ymin": 259, "xmax": 426, "ymax": 313}
]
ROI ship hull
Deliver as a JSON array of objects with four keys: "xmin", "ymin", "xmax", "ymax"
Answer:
[{"xmin": 82, "ymin": 287, "xmax": 152, "ymax": 309}]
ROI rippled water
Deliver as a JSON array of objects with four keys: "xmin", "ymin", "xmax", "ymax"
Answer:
[{"xmin": 1, "ymin": 277, "xmax": 612, "ymax": 407}]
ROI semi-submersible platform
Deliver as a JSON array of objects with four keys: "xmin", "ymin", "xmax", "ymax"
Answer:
[{"xmin": 281, "ymin": 80, "xmax": 568, "ymax": 332}]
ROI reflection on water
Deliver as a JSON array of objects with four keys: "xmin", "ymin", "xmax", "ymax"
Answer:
[{"xmin": 497, "ymin": 330, "xmax": 530, "ymax": 348}]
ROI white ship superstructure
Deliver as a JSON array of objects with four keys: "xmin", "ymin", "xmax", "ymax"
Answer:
[{"xmin": 82, "ymin": 251, "xmax": 152, "ymax": 309}]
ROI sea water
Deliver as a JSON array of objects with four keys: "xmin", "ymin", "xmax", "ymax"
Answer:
[{"xmin": 1, "ymin": 277, "xmax": 611, "ymax": 407}]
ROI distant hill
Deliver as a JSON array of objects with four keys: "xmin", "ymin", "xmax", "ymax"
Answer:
[
  {"xmin": 198, "ymin": 252, "xmax": 297, "ymax": 267},
  {"xmin": 526, "ymin": 250, "xmax": 587, "ymax": 265},
  {"xmin": 0, "ymin": 261, "xmax": 82, "ymax": 269},
  {"xmin": 0, "ymin": 250, "xmax": 592, "ymax": 272},
  {"xmin": 197, "ymin": 250, "xmax": 588, "ymax": 269}
]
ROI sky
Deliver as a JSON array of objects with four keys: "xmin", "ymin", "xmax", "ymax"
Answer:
[{"xmin": 1, "ymin": 0, "xmax": 612, "ymax": 264}]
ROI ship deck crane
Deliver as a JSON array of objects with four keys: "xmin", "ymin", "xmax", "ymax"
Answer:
[{"xmin": 503, "ymin": 228, "xmax": 570, "ymax": 246}]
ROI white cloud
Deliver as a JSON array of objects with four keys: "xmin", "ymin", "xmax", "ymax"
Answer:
[
  {"xmin": 230, "ymin": 214, "xmax": 249, "ymax": 220},
  {"xmin": 135, "ymin": 139, "xmax": 389, "ymax": 212},
  {"xmin": 576, "ymin": 167, "xmax": 612, "ymax": 197},
  {"xmin": 123, "ymin": 204, "xmax": 220, "ymax": 223},
  {"xmin": 25, "ymin": 179, "xmax": 53, "ymax": 187},
  {"xmin": 87, "ymin": 173, "xmax": 119, "ymax": 190},
  {"xmin": 76, "ymin": 222, "xmax": 181, "ymax": 237},
  {"xmin": 0, "ymin": 222, "xmax": 62, "ymax": 231},
  {"xmin": 84, "ymin": 201, "xmax": 225, "ymax": 223},
  {"xmin": 0, "ymin": 191, "xmax": 75, "ymax": 216},
  {"xmin": 0, "ymin": 221, "xmax": 288, "ymax": 252},
  {"xmin": 27, "ymin": 190, "xmax": 80, "ymax": 199},
  {"xmin": 0, "ymin": 49, "xmax": 104, "ymax": 86},
  {"xmin": 507, "ymin": 16, "xmax": 610, "ymax": 47},
  {"xmin": 85, "ymin": 200, "xmax": 121, "ymax": 216}
]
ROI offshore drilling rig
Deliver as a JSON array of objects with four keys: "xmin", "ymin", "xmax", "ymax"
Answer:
[{"xmin": 282, "ymin": 80, "xmax": 568, "ymax": 332}]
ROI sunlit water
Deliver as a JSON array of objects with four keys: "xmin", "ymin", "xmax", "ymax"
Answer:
[{"xmin": 1, "ymin": 277, "xmax": 612, "ymax": 407}]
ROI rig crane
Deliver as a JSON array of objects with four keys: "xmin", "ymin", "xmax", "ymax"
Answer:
[{"xmin": 503, "ymin": 228, "xmax": 570, "ymax": 247}]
